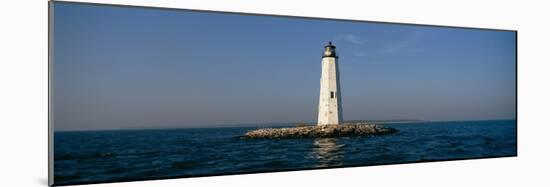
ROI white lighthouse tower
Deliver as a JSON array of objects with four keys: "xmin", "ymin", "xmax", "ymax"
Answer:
[{"xmin": 317, "ymin": 42, "xmax": 343, "ymax": 125}]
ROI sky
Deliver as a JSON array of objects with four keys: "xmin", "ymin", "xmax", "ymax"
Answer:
[{"xmin": 52, "ymin": 2, "xmax": 516, "ymax": 131}]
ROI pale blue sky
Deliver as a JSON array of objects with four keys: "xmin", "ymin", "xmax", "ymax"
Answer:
[{"xmin": 53, "ymin": 2, "xmax": 516, "ymax": 131}]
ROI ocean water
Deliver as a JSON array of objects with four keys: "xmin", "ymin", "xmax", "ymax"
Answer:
[{"xmin": 54, "ymin": 120, "xmax": 516, "ymax": 185}]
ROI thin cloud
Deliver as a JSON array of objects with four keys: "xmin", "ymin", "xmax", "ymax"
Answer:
[
  {"xmin": 337, "ymin": 34, "xmax": 366, "ymax": 45},
  {"xmin": 352, "ymin": 51, "xmax": 369, "ymax": 57},
  {"xmin": 380, "ymin": 30, "xmax": 434, "ymax": 54}
]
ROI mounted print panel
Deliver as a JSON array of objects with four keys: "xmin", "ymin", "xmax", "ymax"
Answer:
[{"xmin": 49, "ymin": 1, "xmax": 517, "ymax": 186}]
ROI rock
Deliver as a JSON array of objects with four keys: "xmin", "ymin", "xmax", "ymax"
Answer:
[{"xmin": 242, "ymin": 123, "xmax": 398, "ymax": 139}]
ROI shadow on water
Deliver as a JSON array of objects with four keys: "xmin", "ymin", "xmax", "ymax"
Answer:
[{"xmin": 311, "ymin": 138, "xmax": 344, "ymax": 167}]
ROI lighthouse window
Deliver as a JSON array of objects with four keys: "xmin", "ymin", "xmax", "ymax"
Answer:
[{"xmin": 331, "ymin": 92, "xmax": 334, "ymax": 98}]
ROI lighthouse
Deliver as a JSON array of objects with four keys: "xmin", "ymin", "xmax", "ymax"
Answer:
[{"xmin": 317, "ymin": 42, "xmax": 343, "ymax": 125}]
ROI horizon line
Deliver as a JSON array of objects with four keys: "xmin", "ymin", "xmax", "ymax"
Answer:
[{"xmin": 54, "ymin": 118, "xmax": 517, "ymax": 132}]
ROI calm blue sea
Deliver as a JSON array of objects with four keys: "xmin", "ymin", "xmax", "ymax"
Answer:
[{"xmin": 54, "ymin": 120, "xmax": 516, "ymax": 185}]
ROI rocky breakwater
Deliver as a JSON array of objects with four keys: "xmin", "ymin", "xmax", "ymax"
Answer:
[{"xmin": 243, "ymin": 123, "xmax": 398, "ymax": 139}]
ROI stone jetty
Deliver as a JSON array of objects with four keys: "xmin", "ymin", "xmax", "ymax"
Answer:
[{"xmin": 243, "ymin": 123, "xmax": 398, "ymax": 139}]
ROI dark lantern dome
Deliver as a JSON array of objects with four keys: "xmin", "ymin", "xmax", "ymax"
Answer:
[{"xmin": 322, "ymin": 41, "xmax": 338, "ymax": 58}]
